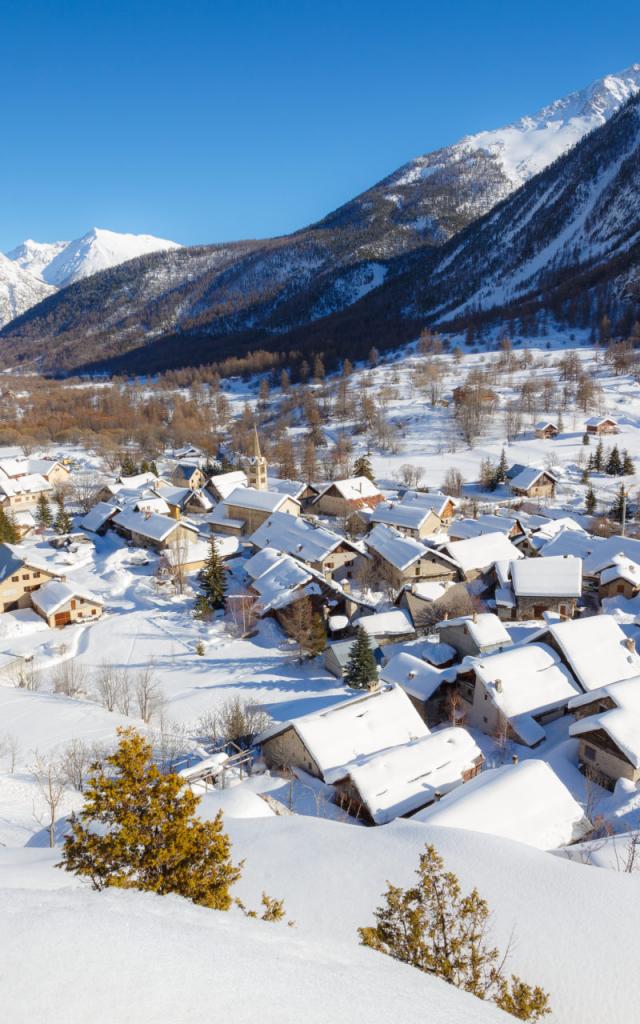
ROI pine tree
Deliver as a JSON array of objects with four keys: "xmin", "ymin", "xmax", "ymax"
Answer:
[
  {"xmin": 594, "ymin": 440, "xmax": 604, "ymax": 472},
  {"xmin": 121, "ymin": 454, "xmax": 138, "ymax": 477},
  {"xmin": 58, "ymin": 728, "xmax": 242, "ymax": 909},
  {"xmin": 344, "ymin": 626, "xmax": 377, "ymax": 689},
  {"xmin": 582, "ymin": 432, "xmax": 590, "ymax": 446},
  {"xmin": 580, "ymin": 468, "xmax": 589, "ymax": 485},
  {"xmin": 585, "ymin": 484, "xmax": 597, "ymax": 516},
  {"xmin": 495, "ymin": 447, "xmax": 508, "ymax": 484},
  {"xmin": 352, "ymin": 453, "xmax": 375, "ymax": 482},
  {"xmin": 54, "ymin": 495, "xmax": 73, "ymax": 535},
  {"xmin": 606, "ymin": 445, "xmax": 622, "ymax": 476},
  {"xmin": 200, "ymin": 536, "xmax": 226, "ymax": 610},
  {"xmin": 359, "ymin": 844, "xmax": 551, "ymax": 1022},
  {"xmin": 622, "ymin": 450, "xmax": 635, "ymax": 476},
  {"xmin": 0, "ymin": 505, "xmax": 18, "ymax": 543},
  {"xmin": 610, "ymin": 484, "xmax": 626, "ymax": 524},
  {"xmin": 150, "ymin": 461, "xmax": 159, "ymax": 477},
  {"xmin": 36, "ymin": 492, "xmax": 53, "ymax": 530}
]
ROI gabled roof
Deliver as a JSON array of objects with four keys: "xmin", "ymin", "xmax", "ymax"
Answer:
[
  {"xmin": 79, "ymin": 502, "xmax": 120, "ymax": 533},
  {"xmin": 117, "ymin": 472, "xmax": 159, "ymax": 490},
  {"xmin": 250, "ymin": 554, "xmax": 317, "ymax": 612},
  {"xmin": 366, "ymin": 524, "xmax": 429, "ymax": 571},
  {"xmin": 372, "ymin": 502, "xmax": 438, "ymax": 531},
  {"xmin": 250, "ymin": 510, "xmax": 354, "ymax": 563},
  {"xmin": 354, "ymin": 609, "xmax": 415, "ymax": 638},
  {"xmin": 380, "ymin": 651, "xmax": 457, "ymax": 702},
  {"xmin": 444, "ymin": 532, "xmax": 523, "ymax": 574},
  {"xmin": 315, "ymin": 476, "xmax": 382, "ymax": 502},
  {"xmin": 0, "ymin": 472, "xmax": 52, "ymax": 498},
  {"xmin": 0, "ymin": 544, "xmax": 56, "ymax": 582},
  {"xmin": 600, "ymin": 556, "xmax": 640, "ymax": 588},
  {"xmin": 207, "ymin": 470, "xmax": 249, "ymax": 499},
  {"xmin": 225, "ymin": 487, "xmax": 299, "ymax": 513},
  {"xmin": 544, "ymin": 615, "xmax": 640, "ymax": 692},
  {"xmin": 568, "ymin": 677, "xmax": 640, "ymax": 713},
  {"xmin": 535, "ymin": 420, "xmax": 558, "ymax": 430},
  {"xmin": 467, "ymin": 642, "xmax": 580, "ymax": 722},
  {"xmin": 31, "ymin": 580, "xmax": 103, "ymax": 616},
  {"xmin": 510, "ymin": 467, "xmax": 557, "ymax": 491},
  {"xmin": 511, "ymin": 555, "xmax": 582, "ymax": 599},
  {"xmin": 112, "ymin": 508, "xmax": 195, "ymax": 543},
  {"xmin": 345, "ymin": 728, "xmax": 482, "ymax": 825},
  {"xmin": 585, "ymin": 416, "xmax": 617, "ymax": 426},
  {"xmin": 583, "ymin": 538, "xmax": 640, "ymax": 577},
  {"xmin": 244, "ymin": 546, "xmax": 286, "ymax": 580},
  {"xmin": 439, "ymin": 612, "xmax": 511, "ymax": 649},
  {"xmin": 399, "ymin": 490, "xmax": 457, "ymax": 516},
  {"xmin": 570, "ymin": 708, "xmax": 640, "ymax": 768}
]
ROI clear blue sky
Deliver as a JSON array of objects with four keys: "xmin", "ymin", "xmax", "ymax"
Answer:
[{"xmin": 2, "ymin": 0, "xmax": 639, "ymax": 251}]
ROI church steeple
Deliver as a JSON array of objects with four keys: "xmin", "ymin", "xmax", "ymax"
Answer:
[{"xmin": 244, "ymin": 425, "xmax": 268, "ymax": 490}]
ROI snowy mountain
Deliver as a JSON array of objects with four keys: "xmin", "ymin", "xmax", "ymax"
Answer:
[
  {"xmin": 6, "ymin": 227, "xmax": 181, "ymax": 288},
  {"xmin": 1, "ymin": 64, "xmax": 639, "ymax": 370},
  {"xmin": 0, "ymin": 253, "xmax": 55, "ymax": 331}
]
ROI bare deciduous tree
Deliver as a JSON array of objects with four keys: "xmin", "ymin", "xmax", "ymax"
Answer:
[
  {"xmin": 135, "ymin": 664, "xmax": 164, "ymax": 723},
  {"xmin": 32, "ymin": 752, "xmax": 68, "ymax": 848},
  {"xmin": 51, "ymin": 659, "xmax": 88, "ymax": 698}
]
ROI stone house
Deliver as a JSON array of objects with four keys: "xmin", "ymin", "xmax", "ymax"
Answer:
[
  {"xmin": 173, "ymin": 463, "xmax": 206, "ymax": 490},
  {"xmin": 598, "ymin": 558, "xmax": 640, "ymax": 601},
  {"xmin": 31, "ymin": 581, "xmax": 104, "ymax": 628},
  {"xmin": 323, "ymin": 636, "xmax": 383, "ymax": 679},
  {"xmin": 437, "ymin": 613, "xmax": 511, "ymax": 659},
  {"xmin": 497, "ymin": 555, "xmax": 582, "ymax": 621},
  {"xmin": 371, "ymin": 501, "xmax": 442, "ymax": 539},
  {"xmin": 509, "ymin": 467, "xmax": 557, "ymax": 499},
  {"xmin": 222, "ymin": 488, "xmax": 300, "ymax": 535},
  {"xmin": 365, "ymin": 524, "xmax": 459, "ymax": 591},
  {"xmin": 0, "ymin": 545, "xmax": 63, "ymax": 613},
  {"xmin": 379, "ymin": 651, "xmax": 458, "ymax": 724},
  {"xmin": 313, "ymin": 476, "xmax": 383, "ymax": 519},
  {"xmin": 585, "ymin": 416, "xmax": 618, "ymax": 435},
  {"xmin": 398, "ymin": 491, "xmax": 457, "ymax": 523},
  {"xmin": 571, "ymin": 709, "xmax": 640, "ymax": 790},
  {"xmin": 249, "ymin": 511, "xmax": 359, "ymax": 581},
  {"xmin": 444, "ymin": 531, "xmax": 523, "ymax": 581},
  {"xmin": 112, "ymin": 508, "xmax": 199, "ymax": 552}
]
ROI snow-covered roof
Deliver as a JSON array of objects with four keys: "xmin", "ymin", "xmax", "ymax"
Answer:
[
  {"xmin": 113, "ymin": 508, "xmax": 190, "ymax": 543},
  {"xmin": 535, "ymin": 420, "xmax": 558, "ymax": 430},
  {"xmin": 439, "ymin": 613, "xmax": 511, "ymax": 649},
  {"xmin": 495, "ymin": 585, "xmax": 516, "ymax": 608},
  {"xmin": 258, "ymin": 685, "xmax": 428, "ymax": 783},
  {"xmin": 206, "ymin": 506, "xmax": 245, "ymax": 530},
  {"xmin": 346, "ymin": 727, "xmax": 482, "ymax": 825},
  {"xmin": 539, "ymin": 528, "xmax": 599, "ymax": 562},
  {"xmin": 380, "ymin": 652, "xmax": 457, "ymax": 701},
  {"xmin": 117, "ymin": 472, "xmax": 160, "ymax": 489},
  {"xmin": 80, "ymin": 501, "xmax": 119, "ymax": 533},
  {"xmin": 571, "ymin": 708, "xmax": 640, "ymax": 768},
  {"xmin": 546, "ymin": 615, "xmax": 640, "ymax": 692},
  {"xmin": 372, "ymin": 502, "xmax": 437, "ymax": 531},
  {"xmin": 250, "ymin": 554, "xmax": 317, "ymax": 612},
  {"xmin": 410, "ymin": 581, "xmax": 449, "ymax": 602},
  {"xmin": 444, "ymin": 532, "xmax": 523, "ymax": 574},
  {"xmin": 585, "ymin": 416, "xmax": 617, "ymax": 426},
  {"xmin": 316, "ymin": 476, "xmax": 382, "ymax": 502},
  {"xmin": 584, "ymin": 538, "xmax": 640, "ymax": 577},
  {"xmin": 511, "ymin": 555, "xmax": 582, "ymax": 598},
  {"xmin": 413, "ymin": 760, "xmax": 592, "ymax": 850},
  {"xmin": 0, "ymin": 471, "xmax": 51, "ymax": 497},
  {"xmin": 0, "ymin": 545, "xmax": 27, "ymax": 583},
  {"xmin": 421, "ymin": 639, "xmax": 457, "ymax": 666},
  {"xmin": 510, "ymin": 467, "xmax": 557, "ymax": 491},
  {"xmin": 163, "ymin": 539, "xmax": 211, "ymax": 567},
  {"xmin": 366, "ymin": 524, "xmax": 429, "ymax": 570},
  {"xmin": 225, "ymin": 487, "xmax": 298, "ymax": 513},
  {"xmin": 207, "ymin": 470, "xmax": 248, "ymax": 499},
  {"xmin": 244, "ymin": 546, "xmax": 286, "ymax": 580},
  {"xmin": 600, "ymin": 556, "xmax": 640, "ymax": 588},
  {"xmin": 31, "ymin": 580, "xmax": 103, "ymax": 616},
  {"xmin": 250, "ymin": 511, "xmax": 351, "ymax": 563},
  {"xmin": 399, "ymin": 490, "xmax": 456, "ymax": 516},
  {"xmin": 467, "ymin": 642, "xmax": 581, "ymax": 727},
  {"xmin": 355, "ymin": 609, "xmax": 415, "ymax": 638},
  {"xmin": 568, "ymin": 676, "xmax": 640, "ymax": 713}
]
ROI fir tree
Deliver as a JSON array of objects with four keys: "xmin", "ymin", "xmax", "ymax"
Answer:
[
  {"xmin": 352, "ymin": 454, "xmax": 375, "ymax": 482},
  {"xmin": 58, "ymin": 728, "xmax": 242, "ymax": 909},
  {"xmin": 495, "ymin": 447, "xmax": 509, "ymax": 484},
  {"xmin": 594, "ymin": 440, "xmax": 604, "ymax": 472},
  {"xmin": 35, "ymin": 492, "xmax": 53, "ymax": 530},
  {"xmin": 606, "ymin": 445, "xmax": 622, "ymax": 476},
  {"xmin": 582, "ymin": 432, "xmax": 590, "ymax": 446},
  {"xmin": 580, "ymin": 468, "xmax": 589, "ymax": 485},
  {"xmin": 54, "ymin": 495, "xmax": 73, "ymax": 535},
  {"xmin": 359, "ymin": 844, "xmax": 551, "ymax": 1022},
  {"xmin": 610, "ymin": 484, "xmax": 627, "ymax": 524},
  {"xmin": 150, "ymin": 461, "xmax": 159, "ymax": 477},
  {"xmin": 622, "ymin": 450, "xmax": 635, "ymax": 476},
  {"xmin": 121, "ymin": 454, "xmax": 138, "ymax": 477},
  {"xmin": 585, "ymin": 484, "xmax": 597, "ymax": 516},
  {"xmin": 344, "ymin": 626, "xmax": 377, "ymax": 689},
  {"xmin": 200, "ymin": 536, "xmax": 226, "ymax": 610},
  {"xmin": 0, "ymin": 505, "xmax": 18, "ymax": 544}
]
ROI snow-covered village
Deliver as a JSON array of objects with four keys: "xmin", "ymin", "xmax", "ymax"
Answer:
[{"xmin": 3, "ymin": 6, "xmax": 640, "ymax": 1023}]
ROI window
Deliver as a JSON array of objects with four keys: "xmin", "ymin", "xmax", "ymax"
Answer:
[
  {"xmin": 22, "ymin": 574, "xmax": 29, "ymax": 581},
  {"xmin": 33, "ymin": 572, "xmax": 41, "ymax": 579},
  {"xmin": 11, "ymin": 576, "xmax": 18, "ymax": 583},
  {"xmin": 584, "ymin": 745, "xmax": 596, "ymax": 762},
  {"xmin": 91, "ymin": 608, "xmax": 97, "ymax": 615}
]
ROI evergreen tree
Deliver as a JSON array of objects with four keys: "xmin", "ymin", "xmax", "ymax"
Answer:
[
  {"xmin": 593, "ymin": 440, "xmax": 604, "ymax": 472},
  {"xmin": 35, "ymin": 492, "xmax": 53, "ymax": 530},
  {"xmin": 610, "ymin": 484, "xmax": 627, "ymax": 524},
  {"xmin": 622, "ymin": 450, "xmax": 635, "ymax": 476},
  {"xmin": 606, "ymin": 445, "xmax": 622, "ymax": 476},
  {"xmin": 344, "ymin": 626, "xmax": 377, "ymax": 689},
  {"xmin": 582, "ymin": 432, "xmax": 590, "ymax": 446},
  {"xmin": 54, "ymin": 495, "xmax": 73, "ymax": 535},
  {"xmin": 580, "ymin": 468, "xmax": 589, "ymax": 485},
  {"xmin": 121, "ymin": 454, "xmax": 138, "ymax": 477},
  {"xmin": 585, "ymin": 484, "xmax": 597, "ymax": 516},
  {"xmin": 495, "ymin": 447, "xmax": 508, "ymax": 484},
  {"xmin": 0, "ymin": 505, "xmax": 18, "ymax": 544},
  {"xmin": 58, "ymin": 728, "xmax": 242, "ymax": 909},
  {"xmin": 150, "ymin": 461, "xmax": 159, "ymax": 477},
  {"xmin": 352, "ymin": 453, "xmax": 375, "ymax": 482},
  {"xmin": 587, "ymin": 453, "xmax": 596, "ymax": 472},
  {"xmin": 359, "ymin": 844, "xmax": 551, "ymax": 1022},
  {"xmin": 200, "ymin": 536, "xmax": 226, "ymax": 610}
]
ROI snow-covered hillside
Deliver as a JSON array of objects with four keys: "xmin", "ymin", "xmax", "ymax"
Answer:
[
  {"xmin": 6, "ymin": 227, "xmax": 181, "ymax": 288},
  {"xmin": 0, "ymin": 252, "xmax": 55, "ymax": 329}
]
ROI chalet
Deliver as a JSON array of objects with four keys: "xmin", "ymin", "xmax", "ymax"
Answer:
[
  {"xmin": 448, "ymin": 515, "xmax": 524, "ymax": 543},
  {"xmin": 323, "ymin": 636, "xmax": 383, "ymax": 679},
  {"xmin": 413, "ymin": 760, "xmax": 592, "ymax": 850},
  {"xmin": 154, "ymin": 485, "xmax": 213, "ymax": 519},
  {"xmin": 353, "ymin": 609, "xmax": 416, "ymax": 646},
  {"xmin": 571, "ymin": 708, "xmax": 640, "ymax": 790},
  {"xmin": 380, "ymin": 651, "xmax": 457, "ymax": 723},
  {"xmin": 509, "ymin": 467, "xmax": 557, "ymax": 499},
  {"xmin": 444, "ymin": 531, "xmax": 523, "ymax": 581},
  {"xmin": 582, "ymin": 537, "xmax": 640, "ymax": 582},
  {"xmin": 437, "ymin": 613, "xmax": 511, "ymax": 659},
  {"xmin": 249, "ymin": 511, "xmax": 359, "ymax": 580},
  {"xmin": 0, "ymin": 472, "xmax": 52, "ymax": 511},
  {"xmin": 598, "ymin": 556, "xmax": 640, "ymax": 601},
  {"xmin": 31, "ymin": 581, "xmax": 104, "ymax": 628},
  {"xmin": 399, "ymin": 490, "xmax": 457, "ymax": 522},
  {"xmin": 206, "ymin": 470, "xmax": 249, "ymax": 502},
  {"xmin": 79, "ymin": 502, "xmax": 121, "ymax": 535},
  {"xmin": 365, "ymin": 524, "xmax": 459, "ymax": 590},
  {"xmin": 497, "ymin": 555, "xmax": 582, "ymax": 621},
  {"xmin": 0, "ymin": 458, "xmax": 71, "ymax": 487},
  {"xmin": 256, "ymin": 685, "xmax": 428, "ymax": 781},
  {"xmin": 333, "ymin": 728, "xmax": 483, "ymax": 825},
  {"xmin": 172, "ymin": 463, "xmax": 206, "ymax": 490},
  {"xmin": 117, "ymin": 471, "xmax": 162, "ymax": 490},
  {"xmin": 534, "ymin": 421, "xmax": 559, "ymax": 440},
  {"xmin": 222, "ymin": 488, "xmax": 300, "ymax": 534},
  {"xmin": 537, "ymin": 615, "xmax": 640, "ymax": 693},
  {"xmin": 371, "ymin": 501, "xmax": 442, "ymax": 539},
  {"xmin": 112, "ymin": 508, "xmax": 200, "ymax": 552},
  {"xmin": 458, "ymin": 642, "xmax": 580, "ymax": 747},
  {"xmin": 313, "ymin": 476, "xmax": 383, "ymax": 518},
  {"xmin": 585, "ymin": 416, "xmax": 617, "ymax": 435},
  {"xmin": 0, "ymin": 544, "xmax": 63, "ymax": 612},
  {"xmin": 248, "ymin": 553, "xmax": 318, "ymax": 616}
]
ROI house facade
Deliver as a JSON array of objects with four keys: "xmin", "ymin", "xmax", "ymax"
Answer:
[
  {"xmin": 0, "ymin": 546, "xmax": 63, "ymax": 612},
  {"xmin": 314, "ymin": 477, "xmax": 383, "ymax": 518}
]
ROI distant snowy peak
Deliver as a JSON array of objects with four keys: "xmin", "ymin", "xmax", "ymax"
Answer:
[
  {"xmin": 7, "ymin": 238, "xmax": 69, "ymax": 280},
  {"xmin": 0, "ymin": 252, "xmax": 55, "ymax": 329},
  {"xmin": 6, "ymin": 227, "xmax": 181, "ymax": 288}
]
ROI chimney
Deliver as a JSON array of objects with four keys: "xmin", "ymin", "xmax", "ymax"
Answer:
[
  {"xmin": 625, "ymin": 637, "xmax": 636, "ymax": 654},
  {"xmin": 472, "ymin": 610, "xmax": 478, "ymax": 623},
  {"xmin": 495, "ymin": 678, "xmax": 503, "ymax": 693},
  {"xmin": 512, "ymin": 753, "xmax": 519, "ymax": 765}
]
